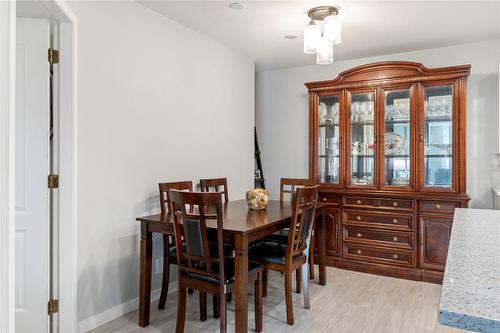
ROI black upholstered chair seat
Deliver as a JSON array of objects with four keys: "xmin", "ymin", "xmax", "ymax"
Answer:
[
  {"xmin": 261, "ymin": 229, "xmax": 289, "ymax": 244},
  {"xmin": 168, "ymin": 243, "xmax": 233, "ymax": 261},
  {"xmin": 249, "ymin": 241, "xmax": 303, "ymax": 265},
  {"xmin": 185, "ymin": 258, "xmax": 262, "ymax": 285}
]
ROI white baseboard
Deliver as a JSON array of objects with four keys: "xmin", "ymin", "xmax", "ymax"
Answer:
[{"xmin": 78, "ymin": 281, "xmax": 178, "ymax": 333}]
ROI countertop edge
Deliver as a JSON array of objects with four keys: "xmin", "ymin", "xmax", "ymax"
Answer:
[{"xmin": 439, "ymin": 309, "xmax": 500, "ymax": 333}]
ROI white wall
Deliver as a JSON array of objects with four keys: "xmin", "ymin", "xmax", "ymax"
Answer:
[
  {"xmin": 70, "ymin": 0, "xmax": 254, "ymax": 328},
  {"xmin": 256, "ymin": 39, "xmax": 500, "ymax": 209}
]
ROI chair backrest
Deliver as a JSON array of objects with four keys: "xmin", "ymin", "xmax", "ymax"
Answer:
[
  {"xmin": 159, "ymin": 181, "xmax": 193, "ymax": 215},
  {"xmin": 280, "ymin": 178, "xmax": 318, "ymax": 203},
  {"xmin": 286, "ymin": 185, "xmax": 320, "ymax": 262},
  {"xmin": 170, "ymin": 190, "xmax": 226, "ymax": 287},
  {"xmin": 200, "ymin": 177, "xmax": 229, "ymax": 203}
]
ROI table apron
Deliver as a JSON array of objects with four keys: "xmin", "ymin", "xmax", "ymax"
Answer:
[{"xmin": 142, "ymin": 219, "xmax": 292, "ymax": 245}]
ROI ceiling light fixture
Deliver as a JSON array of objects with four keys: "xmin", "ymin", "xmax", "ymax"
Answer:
[
  {"xmin": 304, "ymin": 6, "xmax": 341, "ymax": 65},
  {"xmin": 284, "ymin": 34, "xmax": 298, "ymax": 40},
  {"xmin": 229, "ymin": 2, "xmax": 244, "ymax": 10}
]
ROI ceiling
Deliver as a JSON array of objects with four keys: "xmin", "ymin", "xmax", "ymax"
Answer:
[{"xmin": 138, "ymin": 1, "xmax": 500, "ymax": 71}]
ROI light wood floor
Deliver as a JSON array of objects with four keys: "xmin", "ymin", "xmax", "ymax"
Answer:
[{"xmin": 90, "ymin": 268, "xmax": 467, "ymax": 333}]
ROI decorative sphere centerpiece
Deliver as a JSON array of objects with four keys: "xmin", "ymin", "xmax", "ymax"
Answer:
[{"xmin": 246, "ymin": 188, "xmax": 269, "ymax": 210}]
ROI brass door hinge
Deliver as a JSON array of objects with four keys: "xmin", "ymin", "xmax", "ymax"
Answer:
[
  {"xmin": 48, "ymin": 298, "xmax": 59, "ymax": 315},
  {"xmin": 48, "ymin": 48, "xmax": 59, "ymax": 64},
  {"xmin": 48, "ymin": 174, "xmax": 59, "ymax": 189}
]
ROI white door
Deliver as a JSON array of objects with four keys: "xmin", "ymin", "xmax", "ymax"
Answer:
[{"xmin": 15, "ymin": 17, "xmax": 50, "ymax": 333}]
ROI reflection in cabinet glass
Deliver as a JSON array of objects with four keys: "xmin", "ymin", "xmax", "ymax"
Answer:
[
  {"xmin": 384, "ymin": 89, "xmax": 411, "ymax": 186},
  {"xmin": 319, "ymin": 96, "xmax": 340, "ymax": 183},
  {"xmin": 350, "ymin": 92, "xmax": 375, "ymax": 186},
  {"xmin": 424, "ymin": 85, "xmax": 453, "ymax": 188}
]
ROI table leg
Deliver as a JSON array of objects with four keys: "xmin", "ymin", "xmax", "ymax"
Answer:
[
  {"xmin": 234, "ymin": 234, "xmax": 249, "ymax": 333},
  {"xmin": 139, "ymin": 222, "xmax": 153, "ymax": 327},
  {"xmin": 318, "ymin": 211, "xmax": 326, "ymax": 286}
]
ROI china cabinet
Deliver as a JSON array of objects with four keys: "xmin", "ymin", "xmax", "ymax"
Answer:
[{"xmin": 306, "ymin": 61, "xmax": 470, "ymax": 283}]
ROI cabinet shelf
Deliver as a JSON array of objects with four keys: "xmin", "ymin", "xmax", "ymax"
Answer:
[
  {"xmin": 383, "ymin": 154, "xmax": 452, "ymax": 159},
  {"xmin": 350, "ymin": 155, "xmax": 375, "ymax": 158},
  {"xmin": 424, "ymin": 154, "xmax": 453, "ymax": 158},
  {"xmin": 319, "ymin": 123, "xmax": 339, "ymax": 127},
  {"xmin": 351, "ymin": 122, "xmax": 374, "ymax": 126},
  {"xmin": 424, "ymin": 116, "xmax": 452, "ymax": 122},
  {"xmin": 384, "ymin": 119, "xmax": 410, "ymax": 124},
  {"xmin": 381, "ymin": 117, "xmax": 451, "ymax": 125},
  {"xmin": 385, "ymin": 155, "xmax": 410, "ymax": 158}
]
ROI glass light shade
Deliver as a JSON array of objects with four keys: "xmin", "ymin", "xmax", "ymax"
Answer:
[
  {"xmin": 303, "ymin": 21, "xmax": 321, "ymax": 54},
  {"xmin": 316, "ymin": 37, "xmax": 333, "ymax": 65},
  {"xmin": 324, "ymin": 15, "xmax": 342, "ymax": 45}
]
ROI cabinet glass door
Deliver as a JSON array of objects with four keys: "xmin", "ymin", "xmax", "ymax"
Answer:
[
  {"xmin": 383, "ymin": 89, "xmax": 411, "ymax": 187},
  {"xmin": 423, "ymin": 85, "xmax": 453, "ymax": 188},
  {"xmin": 318, "ymin": 95, "xmax": 340, "ymax": 184},
  {"xmin": 349, "ymin": 92, "xmax": 375, "ymax": 186}
]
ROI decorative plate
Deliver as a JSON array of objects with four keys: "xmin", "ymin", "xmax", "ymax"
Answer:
[{"xmin": 384, "ymin": 132, "xmax": 405, "ymax": 155}]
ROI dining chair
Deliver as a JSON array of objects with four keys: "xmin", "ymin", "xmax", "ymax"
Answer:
[
  {"xmin": 158, "ymin": 181, "xmax": 193, "ymax": 310},
  {"xmin": 200, "ymin": 177, "xmax": 229, "ymax": 203},
  {"xmin": 280, "ymin": 178, "xmax": 318, "ymax": 203},
  {"xmin": 200, "ymin": 177, "xmax": 234, "ymax": 304},
  {"xmin": 262, "ymin": 178, "xmax": 319, "ymax": 293},
  {"xmin": 158, "ymin": 180, "xmax": 233, "ymax": 316},
  {"xmin": 170, "ymin": 189, "xmax": 264, "ymax": 333},
  {"xmin": 249, "ymin": 185, "xmax": 319, "ymax": 326}
]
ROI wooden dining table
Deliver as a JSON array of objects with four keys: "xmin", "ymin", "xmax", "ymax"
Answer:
[{"xmin": 136, "ymin": 199, "xmax": 327, "ymax": 333}]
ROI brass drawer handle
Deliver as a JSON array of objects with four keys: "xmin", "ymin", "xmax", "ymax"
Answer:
[
  {"xmin": 436, "ymin": 203, "xmax": 441, "ymax": 209},
  {"xmin": 356, "ymin": 249, "xmax": 362, "ymax": 255},
  {"xmin": 356, "ymin": 200, "xmax": 362, "ymax": 205},
  {"xmin": 356, "ymin": 216, "xmax": 362, "ymax": 221},
  {"xmin": 392, "ymin": 202, "xmax": 399, "ymax": 207},
  {"xmin": 392, "ymin": 218, "xmax": 398, "ymax": 224},
  {"xmin": 392, "ymin": 254, "xmax": 399, "ymax": 260},
  {"xmin": 323, "ymin": 197, "xmax": 327, "ymax": 202},
  {"xmin": 393, "ymin": 236, "xmax": 398, "ymax": 242},
  {"xmin": 356, "ymin": 233, "xmax": 362, "ymax": 238}
]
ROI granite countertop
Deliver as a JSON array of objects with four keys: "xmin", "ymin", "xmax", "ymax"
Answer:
[{"xmin": 439, "ymin": 208, "xmax": 500, "ymax": 333}]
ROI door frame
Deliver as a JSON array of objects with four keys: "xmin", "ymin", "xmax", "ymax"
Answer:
[{"xmin": 0, "ymin": 1, "xmax": 78, "ymax": 332}]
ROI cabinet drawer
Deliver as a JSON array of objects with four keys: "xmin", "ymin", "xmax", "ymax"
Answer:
[
  {"xmin": 380, "ymin": 198, "xmax": 413, "ymax": 211},
  {"xmin": 343, "ymin": 243, "xmax": 413, "ymax": 267},
  {"xmin": 318, "ymin": 194, "xmax": 340, "ymax": 205},
  {"xmin": 344, "ymin": 210, "xmax": 414, "ymax": 232},
  {"xmin": 344, "ymin": 196, "xmax": 414, "ymax": 211},
  {"xmin": 419, "ymin": 200, "xmax": 458, "ymax": 214},
  {"xmin": 344, "ymin": 227, "xmax": 413, "ymax": 249},
  {"xmin": 344, "ymin": 196, "xmax": 376, "ymax": 208}
]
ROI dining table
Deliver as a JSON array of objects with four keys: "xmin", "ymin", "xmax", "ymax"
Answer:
[{"xmin": 136, "ymin": 199, "xmax": 327, "ymax": 333}]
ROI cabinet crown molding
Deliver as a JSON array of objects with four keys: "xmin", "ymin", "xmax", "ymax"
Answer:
[{"xmin": 305, "ymin": 61, "xmax": 471, "ymax": 92}]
